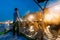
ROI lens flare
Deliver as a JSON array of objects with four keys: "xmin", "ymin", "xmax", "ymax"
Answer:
[
  {"xmin": 44, "ymin": 4, "xmax": 60, "ymax": 25},
  {"xmin": 28, "ymin": 15, "xmax": 34, "ymax": 21}
]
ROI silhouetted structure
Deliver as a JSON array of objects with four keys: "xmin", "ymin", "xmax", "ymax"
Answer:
[
  {"xmin": 37, "ymin": 0, "xmax": 45, "ymax": 3},
  {"xmin": 34, "ymin": 0, "xmax": 48, "ymax": 10}
]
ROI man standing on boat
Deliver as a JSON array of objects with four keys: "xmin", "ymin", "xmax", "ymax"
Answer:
[{"xmin": 13, "ymin": 8, "xmax": 20, "ymax": 36}]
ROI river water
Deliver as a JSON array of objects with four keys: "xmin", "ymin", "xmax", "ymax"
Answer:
[{"xmin": 0, "ymin": 24, "xmax": 27, "ymax": 40}]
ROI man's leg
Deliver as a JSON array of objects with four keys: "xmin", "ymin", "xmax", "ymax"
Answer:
[
  {"xmin": 16, "ymin": 21, "xmax": 20, "ymax": 36},
  {"xmin": 12, "ymin": 22, "xmax": 16, "ymax": 35}
]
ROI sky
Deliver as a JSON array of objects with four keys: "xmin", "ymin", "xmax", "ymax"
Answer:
[{"xmin": 0, "ymin": 0, "xmax": 59, "ymax": 22}]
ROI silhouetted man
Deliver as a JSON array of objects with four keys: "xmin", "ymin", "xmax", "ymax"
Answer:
[{"xmin": 13, "ymin": 8, "xmax": 20, "ymax": 36}]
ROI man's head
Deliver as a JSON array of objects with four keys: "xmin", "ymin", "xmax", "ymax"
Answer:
[{"xmin": 14, "ymin": 8, "xmax": 18, "ymax": 12}]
